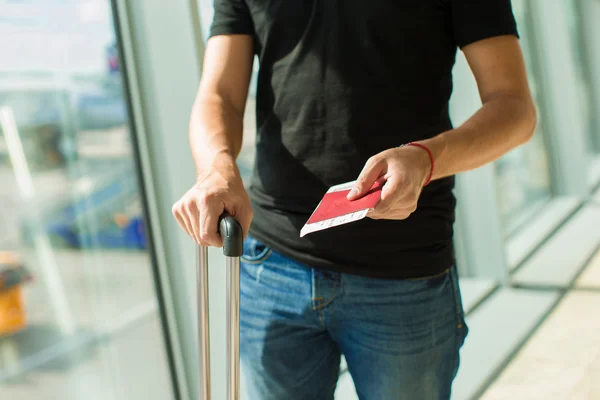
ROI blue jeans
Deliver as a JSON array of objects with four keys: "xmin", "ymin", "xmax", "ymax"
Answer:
[{"xmin": 240, "ymin": 236, "xmax": 468, "ymax": 400}]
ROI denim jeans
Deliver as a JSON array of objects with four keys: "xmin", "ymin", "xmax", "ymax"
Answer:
[{"xmin": 240, "ymin": 236, "xmax": 468, "ymax": 400}]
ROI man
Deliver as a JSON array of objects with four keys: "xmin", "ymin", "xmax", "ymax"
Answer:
[{"xmin": 173, "ymin": 1, "xmax": 536, "ymax": 398}]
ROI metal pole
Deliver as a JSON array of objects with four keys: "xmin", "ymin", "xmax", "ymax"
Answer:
[
  {"xmin": 226, "ymin": 256, "xmax": 241, "ymax": 400},
  {"xmin": 196, "ymin": 214, "xmax": 242, "ymax": 400},
  {"xmin": 197, "ymin": 246, "xmax": 210, "ymax": 399}
]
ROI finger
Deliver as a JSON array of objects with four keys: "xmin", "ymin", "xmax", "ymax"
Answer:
[
  {"xmin": 347, "ymin": 157, "xmax": 386, "ymax": 200},
  {"xmin": 172, "ymin": 202, "xmax": 194, "ymax": 240},
  {"xmin": 181, "ymin": 213, "xmax": 197, "ymax": 243},
  {"xmin": 200, "ymin": 200, "xmax": 224, "ymax": 247},
  {"xmin": 173, "ymin": 208, "xmax": 195, "ymax": 241},
  {"xmin": 186, "ymin": 203, "xmax": 201, "ymax": 244}
]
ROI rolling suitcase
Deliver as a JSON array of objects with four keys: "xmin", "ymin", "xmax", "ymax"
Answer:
[{"xmin": 196, "ymin": 213, "xmax": 244, "ymax": 400}]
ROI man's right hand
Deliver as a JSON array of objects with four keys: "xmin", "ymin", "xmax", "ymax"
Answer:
[
  {"xmin": 172, "ymin": 157, "xmax": 253, "ymax": 247},
  {"xmin": 175, "ymin": 34, "xmax": 254, "ymax": 247}
]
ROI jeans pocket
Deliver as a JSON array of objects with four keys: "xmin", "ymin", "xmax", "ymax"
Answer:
[
  {"xmin": 241, "ymin": 236, "xmax": 273, "ymax": 264},
  {"xmin": 449, "ymin": 266, "xmax": 468, "ymax": 338}
]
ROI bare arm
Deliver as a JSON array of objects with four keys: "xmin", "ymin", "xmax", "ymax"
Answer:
[
  {"xmin": 349, "ymin": 35, "xmax": 537, "ymax": 220},
  {"xmin": 190, "ymin": 34, "xmax": 254, "ymax": 175},
  {"xmin": 173, "ymin": 34, "xmax": 255, "ymax": 246},
  {"xmin": 419, "ymin": 35, "xmax": 537, "ymax": 180}
]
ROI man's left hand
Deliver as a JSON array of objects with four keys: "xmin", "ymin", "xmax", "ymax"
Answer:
[{"xmin": 347, "ymin": 145, "xmax": 432, "ymax": 220}]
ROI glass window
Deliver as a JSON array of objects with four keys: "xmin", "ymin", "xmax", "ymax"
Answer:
[
  {"xmin": 0, "ymin": 1, "xmax": 174, "ymax": 399},
  {"xmin": 494, "ymin": 0, "xmax": 553, "ymax": 237}
]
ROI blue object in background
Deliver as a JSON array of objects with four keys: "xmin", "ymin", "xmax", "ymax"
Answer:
[
  {"xmin": 76, "ymin": 216, "xmax": 147, "ymax": 250},
  {"xmin": 47, "ymin": 216, "xmax": 147, "ymax": 250},
  {"xmin": 24, "ymin": 161, "xmax": 148, "ymax": 251}
]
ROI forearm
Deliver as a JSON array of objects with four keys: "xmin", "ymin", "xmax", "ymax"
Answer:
[
  {"xmin": 189, "ymin": 93, "xmax": 245, "ymax": 180},
  {"xmin": 420, "ymin": 94, "xmax": 537, "ymax": 181}
]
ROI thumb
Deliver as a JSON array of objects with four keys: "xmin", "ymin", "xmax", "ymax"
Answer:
[{"xmin": 347, "ymin": 157, "xmax": 386, "ymax": 200}]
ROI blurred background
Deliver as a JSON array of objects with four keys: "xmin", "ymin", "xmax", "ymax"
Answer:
[{"xmin": 0, "ymin": 0, "xmax": 599, "ymax": 399}]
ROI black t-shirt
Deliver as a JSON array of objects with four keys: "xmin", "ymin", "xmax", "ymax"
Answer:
[{"xmin": 209, "ymin": 0, "xmax": 518, "ymax": 279}]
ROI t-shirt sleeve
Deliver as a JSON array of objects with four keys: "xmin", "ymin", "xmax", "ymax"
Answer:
[
  {"xmin": 452, "ymin": 0, "xmax": 519, "ymax": 48},
  {"xmin": 209, "ymin": 0, "xmax": 254, "ymax": 38}
]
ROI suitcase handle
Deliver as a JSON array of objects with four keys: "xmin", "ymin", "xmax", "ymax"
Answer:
[
  {"xmin": 198, "ymin": 212, "xmax": 243, "ymax": 400},
  {"xmin": 219, "ymin": 212, "xmax": 243, "ymax": 257}
]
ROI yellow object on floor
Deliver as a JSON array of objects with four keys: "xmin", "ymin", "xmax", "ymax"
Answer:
[{"xmin": 0, "ymin": 286, "xmax": 26, "ymax": 337}]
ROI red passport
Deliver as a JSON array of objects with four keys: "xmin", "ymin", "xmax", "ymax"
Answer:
[{"xmin": 301, "ymin": 180, "xmax": 383, "ymax": 237}]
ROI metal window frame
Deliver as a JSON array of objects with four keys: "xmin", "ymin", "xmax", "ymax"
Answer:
[
  {"xmin": 526, "ymin": 0, "xmax": 590, "ymax": 197},
  {"xmin": 578, "ymin": 0, "xmax": 600, "ymax": 154},
  {"xmin": 578, "ymin": 0, "xmax": 600, "ymax": 190},
  {"xmin": 111, "ymin": 0, "xmax": 208, "ymax": 399}
]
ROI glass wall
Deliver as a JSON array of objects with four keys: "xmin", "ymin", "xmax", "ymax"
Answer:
[
  {"xmin": 494, "ymin": 0, "xmax": 553, "ymax": 236},
  {"xmin": 0, "ymin": 1, "xmax": 173, "ymax": 399}
]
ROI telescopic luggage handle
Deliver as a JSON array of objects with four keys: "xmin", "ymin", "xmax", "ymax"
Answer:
[{"xmin": 197, "ymin": 212, "xmax": 243, "ymax": 400}]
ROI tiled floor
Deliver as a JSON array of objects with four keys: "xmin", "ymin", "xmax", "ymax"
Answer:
[
  {"xmin": 593, "ymin": 187, "xmax": 600, "ymax": 205},
  {"xmin": 576, "ymin": 250, "xmax": 600, "ymax": 289},
  {"xmin": 482, "ymin": 251, "xmax": 600, "ymax": 400}
]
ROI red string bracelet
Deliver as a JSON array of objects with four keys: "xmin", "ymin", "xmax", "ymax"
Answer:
[{"xmin": 406, "ymin": 142, "xmax": 434, "ymax": 186}]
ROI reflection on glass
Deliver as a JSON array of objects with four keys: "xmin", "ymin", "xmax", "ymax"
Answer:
[
  {"xmin": 495, "ymin": 0, "xmax": 553, "ymax": 236},
  {"xmin": 0, "ymin": 2, "xmax": 173, "ymax": 399}
]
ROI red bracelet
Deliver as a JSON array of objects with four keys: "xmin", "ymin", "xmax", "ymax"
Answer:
[{"xmin": 406, "ymin": 142, "xmax": 434, "ymax": 186}]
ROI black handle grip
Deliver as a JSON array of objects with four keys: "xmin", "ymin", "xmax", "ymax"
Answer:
[{"xmin": 219, "ymin": 212, "xmax": 243, "ymax": 257}]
